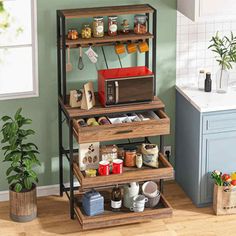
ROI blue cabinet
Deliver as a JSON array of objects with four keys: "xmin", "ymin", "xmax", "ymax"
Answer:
[{"xmin": 176, "ymin": 90, "xmax": 236, "ymax": 207}]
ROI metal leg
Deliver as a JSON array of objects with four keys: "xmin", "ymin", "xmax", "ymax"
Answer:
[
  {"xmin": 69, "ymin": 119, "xmax": 75, "ymax": 219},
  {"xmin": 58, "ymin": 103, "xmax": 63, "ymax": 197},
  {"xmin": 159, "ymin": 179, "xmax": 164, "ymax": 193}
]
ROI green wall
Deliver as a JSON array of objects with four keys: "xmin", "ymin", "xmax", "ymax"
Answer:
[{"xmin": 0, "ymin": 0, "xmax": 176, "ymax": 191}]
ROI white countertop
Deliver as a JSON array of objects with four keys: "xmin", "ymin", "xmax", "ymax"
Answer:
[{"xmin": 176, "ymin": 85, "xmax": 236, "ymax": 112}]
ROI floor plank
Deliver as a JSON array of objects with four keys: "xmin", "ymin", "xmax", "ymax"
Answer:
[{"xmin": 0, "ymin": 181, "xmax": 235, "ymax": 236}]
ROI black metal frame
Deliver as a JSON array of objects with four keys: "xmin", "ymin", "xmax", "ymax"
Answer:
[{"xmin": 57, "ymin": 6, "xmax": 164, "ymax": 220}]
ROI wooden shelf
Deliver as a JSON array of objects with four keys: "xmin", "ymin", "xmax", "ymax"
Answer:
[
  {"xmin": 59, "ymin": 4, "xmax": 154, "ymax": 19},
  {"xmin": 74, "ymin": 193, "xmax": 172, "ymax": 230},
  {"xmin": 73, "ymin": 153, "xmax": 174, "ymax": 189},
  {"xmin": 59, "ymin": 95, "xmax": 165, "ymax": 119},
  {"xmin": 66, "ymin": 32, "xmax": 154, "ymax": 47}
]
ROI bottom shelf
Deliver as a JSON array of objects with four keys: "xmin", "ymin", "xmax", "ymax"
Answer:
[{"xmin": 74, "ymin": 193, "xmax": 173, "ymax": 230}]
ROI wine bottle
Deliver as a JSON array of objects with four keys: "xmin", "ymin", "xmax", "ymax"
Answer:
[{"xmin": 111, "ymin": 185, "xmax": 122, "ymax": 212}]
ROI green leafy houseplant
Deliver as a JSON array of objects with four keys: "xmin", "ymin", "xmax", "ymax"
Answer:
[
  {"xmin": 208, "ymin": 32, "xmax": 236, "ymax": 92},
  {"xmin": 1, "ymin": 108, "xmax": 40, "ymax": 193}
]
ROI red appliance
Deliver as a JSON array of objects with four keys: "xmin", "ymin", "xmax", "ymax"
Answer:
[{"xmin": 98, "ymin": 66, "xmax": 154, "ymax": 107}]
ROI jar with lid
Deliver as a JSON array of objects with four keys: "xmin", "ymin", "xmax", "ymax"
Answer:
[
  {"xmin": 81, "ymin": 24, "xmax": 92, "ymax": 39},
  {"xmin": 93, "ymin": 16, "xmax": 104, "ymax": 38},
  {"xmin": 67, "ymin": 29, "xmax": 79, "ymax": 40},
  {"xmin": 198, "ymin": 70, "xmax": 205, "ymax": 91},
  {"xmin": 134, "ymin": 15, "xmax": 147, "ymax": 34},
  {"xmin": 121, "ymin": 19, "xmax": 130, "ymax": 34},
  {"xmin": 108, "ymin": 16, "xmax": 118, "ymax": 36},
  {"xmin": 124, "ymin": 147, "xmax": 137, "ymax": 167}
]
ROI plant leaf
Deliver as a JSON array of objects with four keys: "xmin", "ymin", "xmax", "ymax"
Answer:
[
  {"xmin": 24, "ymin": 177, "xmax": 33, "ymax": 190},
  {"xmin": 14, "ymin": 183, "xmax": 22, "ymax": 193},
  {"xmin": 1, "ymin": 116, "xmax": 12, "ymax": 122},
  {"xmin": 14, "ymin": 108, "xmax": 22, "ymax": 120}
]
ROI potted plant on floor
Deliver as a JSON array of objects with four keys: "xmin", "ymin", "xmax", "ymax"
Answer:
[
  {"xmin": 0, "ymin": 108, "xmax": 40, "ymax": 222},
  {"xmin": 208, "ymin": 32, "xmax": 236, "ymax": 93}
]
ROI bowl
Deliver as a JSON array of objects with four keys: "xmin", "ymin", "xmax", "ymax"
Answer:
[{"xmin": 142, "ymin": 181, "xmax": 158, "ymax": 198}]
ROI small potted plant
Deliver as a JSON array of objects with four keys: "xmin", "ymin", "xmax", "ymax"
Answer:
[
  {"xmin": 1, "ymin": 108, "xmax": 40, "ymax": 222},
  {"xmin": 208, "ymin": 32, "xmax": 236, "ymax": 93}
]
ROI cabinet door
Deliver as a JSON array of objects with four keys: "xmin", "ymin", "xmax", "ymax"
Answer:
[
  {"xmin": 200, "ymin": 0, "xmax": 236, "ymax": 18},
  {"xmin": 201, "ymin": 131, "xmax": 236, "ymax": 204}
]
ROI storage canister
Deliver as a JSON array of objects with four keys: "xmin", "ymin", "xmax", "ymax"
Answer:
[
  {"xmin": 108, "ymin": 16, "xmax": 118, "ymax": 36},
  {"xmin": 134, "ymin": 15, "xmax": 147, "ymax": 34},
  {"xmin": 93, "ymin": 16, "xmax": 104, "ymax": 38},
  {"xmin": 82, "ymin": 190, "xmax": 104, "ymax": 216},
  {"xmin": 124, "ymin": 147, "xmax": 137, "ymax": 167}
]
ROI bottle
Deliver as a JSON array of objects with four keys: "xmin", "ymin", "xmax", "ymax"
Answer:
[
  {"xmin": 198, "ymin": 70, "xmax": 205, "ymax": 91},
  {"xmin": 111, "ymin": 185, "xmax": 122, "ymax": 212},
  {"xmin": 204, "ymin": 72, "xmax": 212, "ymax": 92}
]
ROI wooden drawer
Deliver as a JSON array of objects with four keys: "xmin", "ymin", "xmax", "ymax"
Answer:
[
  {"xmin": 203, "ymin": 111, "xmax": 236, "ymax": 134},
  {"xmin": 73, "ymin": 109, "xmax": 170, "ymax": 143}
]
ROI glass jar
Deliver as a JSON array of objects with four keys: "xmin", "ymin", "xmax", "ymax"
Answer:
[
  {"xmin": 124, "ymin": 147, "xmax": 137, "ymax": 167},
  {"xmin": 108, "ymin": 16, "xmax": 118, "ymax": 36},
  {"xmin": 81, "ymin": 24, "xmax": 92, "ymax": 39},
  {"xmin": 134, "ymin": 15, "xmax": 147, "ymax": 34},
  {"xmin": 121, "ymin": 19, "xmax": 130, "ymax": 34},
  {"xmin": 67, "ymin": 29, "xmax": 79, "ymax": 40},
  {"xmin": 198, "ymin": 70, "xmax": 205, "ymax": 91},
  {"xmin": 93, "ymin": 16, "xmax": 104, "ymax": 38}
]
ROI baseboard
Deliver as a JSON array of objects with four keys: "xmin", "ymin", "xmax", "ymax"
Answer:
[{"xmin": 0, "ymin": 184, "xmax": 60, "ymax": 202}]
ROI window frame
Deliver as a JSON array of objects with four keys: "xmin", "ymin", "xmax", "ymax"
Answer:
[{"xmin": 0, "ymin": 0, "xmax": 39, "ymax": 101}]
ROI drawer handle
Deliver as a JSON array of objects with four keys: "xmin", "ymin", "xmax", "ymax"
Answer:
[{"xmin": 115, "ymin": 130, "xmax": 133, "ymax": 134}]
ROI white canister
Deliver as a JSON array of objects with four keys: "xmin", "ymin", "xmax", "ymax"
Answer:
[{"xmin": 136, "ymin": 153, "xmax": 143, "ymax": 168}]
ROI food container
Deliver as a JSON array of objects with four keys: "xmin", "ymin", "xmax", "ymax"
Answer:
[
  {"xmin": 121, "ymin": 19, "xmax": 130, "ymax": 34},
  {"xmin": 124, "ymin": 147, "xmax": 137, "ymax": 167},
  {"xmin": 67, "ymin": 29, "xmax": 79, "ymax": 40},
  {"xmin": 93, "ymin": 16, "xmax": 104, "ymax": 38},
  {"xmin": 134, "ymin": 15, "xmax": 147, "ymax": 34},
  {"xmin": 100, "ymin": 145, "xmax": 118, "ymax": 164},
  {"xmin": 81, "ymin": 24, "xmax": 92, "ymax": 39},
  {"xmin": 115, "ymin": 44, "xmax": 126, "ymax": 55},
  {"xmin": 108, "ymin": 16, "xmax": 118, "ymax": 36},
  {"xmin": 82, "ymin": 190, "xmax": 104, "ymax": 216}
]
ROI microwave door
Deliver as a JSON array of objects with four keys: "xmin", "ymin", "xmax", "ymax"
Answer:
[{"xmin": 115, "ymin": 77, "xmax": 153, "ymax": 104}]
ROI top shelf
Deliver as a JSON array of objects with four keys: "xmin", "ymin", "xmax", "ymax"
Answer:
[{"xmin": 59, "ymin": 4, "xmax": 154, "ymax": 19}]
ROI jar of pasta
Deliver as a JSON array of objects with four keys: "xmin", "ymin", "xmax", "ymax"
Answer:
[
  {"xmin": 108, "ymin": 16, "xmax": 118, "ymax": 36},
  {"xmin": 81, "ymin": 24, "xmax": 92, "ymax": 39},
  {"xmin": 134, "ymin": 15, "xmax": 147, "ymax": 34},
  {"xmin": 93, "ymin": 16, "xmax": 104, "ymax": 38}
]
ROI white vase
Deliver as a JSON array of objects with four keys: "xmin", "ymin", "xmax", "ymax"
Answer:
[{"xmin": 216, "ymin": 68, "xmax": 229, "ymax": 93}]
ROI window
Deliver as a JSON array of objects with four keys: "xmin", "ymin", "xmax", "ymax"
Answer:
[{"xmin": 0, "ymin": 0, "xmax": 38, "ymax": 100}]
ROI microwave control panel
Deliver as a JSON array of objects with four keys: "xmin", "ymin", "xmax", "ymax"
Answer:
[{"xmin": 106, "ymin": 81, "xmax": 115, "ymax": 105}]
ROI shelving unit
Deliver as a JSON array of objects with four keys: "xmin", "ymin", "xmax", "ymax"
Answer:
[{"xmin": 57, "ymin": 4, "xmax": 173, "ymax": 230}]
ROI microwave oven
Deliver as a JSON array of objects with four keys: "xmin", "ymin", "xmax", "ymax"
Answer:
[{"xmin": 98, "ymin": 66, "xmax": 154, "ymax": 107}]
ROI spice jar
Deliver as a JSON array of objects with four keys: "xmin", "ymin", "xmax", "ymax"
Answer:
[
  {"xmin": 124, "ymin": 147, "xmax": 137, "ymax": 167},
  {"xmin": 134, "ymin": 15, "xmax": 147, "ymax": 34},
  {"xmin": 67, "ymin": 29, "xmax": 79, "ymax": 40},
  {"xmin": 81, "ymin": 24, "xmax": 92, "ymax": 39},
  {"xmin": 108, "ymin": 16, "xmax": 118, "ymax": 36},
  {"xmin": 93, "ymin": 16, "xmax": 104, "ymax": 38},
  {"xmin": 121, "ymin": 19, "xmax": 130, "ymax": 34}
]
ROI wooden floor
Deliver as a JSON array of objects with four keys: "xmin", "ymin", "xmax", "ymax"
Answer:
[{"xmin": 0, "ymin": 181, "xmax": 236, "ymax": 236}]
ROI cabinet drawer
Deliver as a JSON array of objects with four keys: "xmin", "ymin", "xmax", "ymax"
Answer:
[
  {"xmin": 73, "ymin": 109, "xmax": 170, "ymax": 144},
  {"xmin": 203, "ymin": 111, "xmax": 236, "ymax": 134}
]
